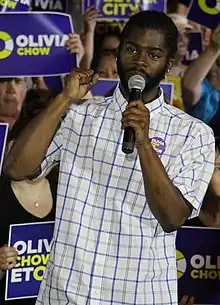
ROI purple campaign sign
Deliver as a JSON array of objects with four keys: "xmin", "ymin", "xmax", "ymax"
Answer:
[
  {"xmin": 91, "ymin": 78, "xmax": 174, "ymax": 101},
  {"xmin": 44, "ymin": 76, "xmax": 63, "ymax": 96},
  {"xmin": 176, "ymin": 227, "xmax": 220, "ymax": 304},
  {"xmin": 0, "ymin": 0, "xmax": 30, "ymax": 12},
  {"xmin": 142, "ymin": 0, "xmax": 166, "ymax": 12},
  {"xmin": 91, "ymin": 78, "xmax": 117, "ymax": 97},
  {"xmin": 0, "ymin": 12, "xmax": 76, "ymax": 77},
  {"xmin": 6, "ymin": 221, "xmax": 55, "ymax": 300},
  {"xmin": 0, "ymin": 123, "xmax": 8, "ymax": 176},
  {"xmin": 161, "ymin": 82, "xmax": 174, "ymax": 102},
  {"xmin": 183, "ymin": 32, "xmax": 203, "ymax": 65},
  {"xmin": 187, "ymin": 0, "xmax": 220, "ymax": 29},
  {"xmin": 82, "ymin": 0, "xmax": 166, "ymax": 20},
  {"xmin": 31, "ymin": 0, "xmax": 67, "ymax": 12}
]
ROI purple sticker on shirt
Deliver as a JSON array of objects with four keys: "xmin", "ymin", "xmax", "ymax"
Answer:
[{"xmin": 150, "ymin": 137, "xmax": 166, "ymax": 155}]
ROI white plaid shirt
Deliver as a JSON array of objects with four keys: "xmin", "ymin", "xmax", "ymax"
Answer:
[{"xmin": 36, "ymin": 85, "xmax": 215, "ymax": 305}]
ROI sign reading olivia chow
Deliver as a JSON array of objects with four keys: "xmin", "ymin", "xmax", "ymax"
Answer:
[
  {"xmin": 31, "ymin": 0, "xmax": 66, "ymax": 12},
  {"xmin": 176, "ymin": 226, "xmax": 220, "ymax": 304},
  {"xmin": 44, "ymin": 76, "xmax": 63, "ymax": 96},
  {"xmin": 0, "ymin": 0, "xmax": 30, "ymax": 12},
  {"xmin": 187, "ymin": 0, "xmax": 220, "ymax": 29},
  {"xmin": 6, "ymin": 222, "xmax": 55, "ymax": 300},
  {"xmin": 82, "ymin": 0, "xmax": 166, "ymax": 20},
  {"xmin": 0, "ymin": 12, "xmax": 76, "ymax": 77},
  {"xmin": 183, "ymin": 32, "xmax": 203, "ymax": 65},
  {"xmin": 91, "ymin": 78, "xmax": 174, "ymax": 101},
  {"xmin": 0, "ymin": 123, "xmax": 8, "ymax": 176}
]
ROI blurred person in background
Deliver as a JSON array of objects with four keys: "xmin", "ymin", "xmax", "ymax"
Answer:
[
  {"xmin": 177, "ymin": 137, "xmax": 220, "ymax": 305},
  {"xmin": 165, "ymin": 13, "xmax": 193, "ymax": 110},
  {"xmin": 98, "ymin": 29, "xmax": 121, "ymax": 52},
  {"xmin": 93, "ymin": 50, "xmax": 118, "ymax": 79},
  {"xmin": 178, "ymin": 295, "xmax": 195, "ymax": 305},
  {"xmin": 32, "ymin": 77, "xmax": 48, "ymax": 91},
  {"xmin": 71, "ymin": 6, "xmax": 120, "ymax": 71},
  {"xmin": 202, "ymin": 27, "xmax": 212, "ymax": 49},
  {"xmin": 97, "ymin": 52, "xmax": 118, "ymax": 79},
  {"xmin": 167, "ymin": 0, "xmax": 189, "ymax": 15},
  {"xmin": 80, "ymin": 6, "xmax": 99, "ymax": 69},
  {"xmin": 170, "ymin": 0, "xmax": 211, "ymax": 45},
  {"xmin": 167, "ymin": 13, "xmax": 193, "ymax": 77},
  {"xmin": 185, "ymin": 137, "xmax": 220, "ymax": 227},
  {"xmin": 65, "ymin": 33, "xmax": 85, "ymax": 66},
  {"xmin": 0, "ymin": 78, "xmax": 28, "ymax": 129},
  {"xmin": 0, "ymin": 88, "xmax": 58, "ymax": 305},
  {"xmin": 182, "ymin": 24, "xmax": 220, "ymax": 136},
  {"xmin": 93, "ymin": 27, "xmax": 121, "ymax": 69}
]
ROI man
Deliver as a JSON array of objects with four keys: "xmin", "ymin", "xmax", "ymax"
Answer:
[
  {"xmin": 4, "ymin": 11, "xmax": 215, "ymax": 305},
  {"xmin": 0, "ymin": 78, "xmax": 27, "ymax": 128}
]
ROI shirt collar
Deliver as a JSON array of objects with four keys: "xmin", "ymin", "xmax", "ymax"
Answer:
[{"xmin": 112, "ymin": 83, "xmax": 165, "ymax": 117}]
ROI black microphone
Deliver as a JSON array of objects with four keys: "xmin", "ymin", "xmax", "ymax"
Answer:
[{"xmin": 122, "ymin": 74, "xmax": 146, "ymax": 154}]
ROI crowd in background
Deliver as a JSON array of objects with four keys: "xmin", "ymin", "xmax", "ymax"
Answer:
[{"xmin": 0, "ymin": 0, "xmax": 219, "ymax": 304}]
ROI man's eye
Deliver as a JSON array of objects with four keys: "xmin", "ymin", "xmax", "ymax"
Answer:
[
  {"xmin": 149, "ymin": 54, "xmax": 160, "ymax": 60},
  {"xmin": 126, "ymin": 46, "xmax": 137, "ymax": 53}
]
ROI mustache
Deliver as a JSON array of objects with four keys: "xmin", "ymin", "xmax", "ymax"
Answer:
[{"xmin": 126, "ymin": 67, "xmax": 148, "ymax": 79}]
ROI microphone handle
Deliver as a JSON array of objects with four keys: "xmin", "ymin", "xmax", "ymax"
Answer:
[{"xmin": 122, "ymin": 89, "xmax": 142, "ymax": 154}]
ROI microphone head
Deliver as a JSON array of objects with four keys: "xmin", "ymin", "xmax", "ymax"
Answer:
[{"xmin": 128, "ymin": 74, "xmax": 146, "ymax": 92}]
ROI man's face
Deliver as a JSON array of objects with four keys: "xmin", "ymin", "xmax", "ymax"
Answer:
[
  {"xmin": 0, "ymin": 78, "xmax": 27, "ymax": 118},
  {"xmin": 117, "ymin": 27, "xmax": 173, "ymax": 96}
]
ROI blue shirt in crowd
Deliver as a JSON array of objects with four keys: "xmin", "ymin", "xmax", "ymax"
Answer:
[{"xmin": 186, "ymin": 78, "xmax": 220, "ymax": 135}]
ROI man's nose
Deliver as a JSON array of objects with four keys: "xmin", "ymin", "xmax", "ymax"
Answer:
[{"xmin": 134, "ymin": 50, "xmax": 148, "ymax": 65}]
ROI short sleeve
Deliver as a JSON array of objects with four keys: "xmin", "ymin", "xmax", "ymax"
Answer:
[{"xmin": 172, "ymin": 124, "xmax": 215, "ymax": 218}]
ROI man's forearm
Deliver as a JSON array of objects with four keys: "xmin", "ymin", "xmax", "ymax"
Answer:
[
  {"xmin": 138, "ymin": 141, "xmax": 191, "ymax": 232},
  {"xmin": 4, "ymin": 93, "xmax": 70, "ymax": 181}
]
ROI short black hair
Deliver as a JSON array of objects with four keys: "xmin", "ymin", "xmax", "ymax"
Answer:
[{"xmin": 121, "ymin": 10, "xmax": 178, "ymax": 58}]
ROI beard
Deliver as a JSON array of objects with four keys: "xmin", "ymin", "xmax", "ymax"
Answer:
[{"xmin": 117, "ymin": 59, "xmax": 167, "ymax": 97}]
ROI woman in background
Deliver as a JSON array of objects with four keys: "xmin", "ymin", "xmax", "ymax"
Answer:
[{"xmin": 0, "ymin": 89, "xmax": 59, "ymax": 304}]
